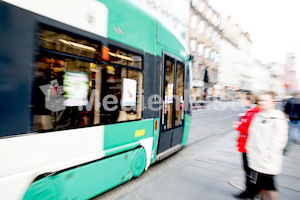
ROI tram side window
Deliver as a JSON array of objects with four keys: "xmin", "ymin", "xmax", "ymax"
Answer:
[
  {"xmin": 108, "ymin": 46, "xmax": 142, "ymax": 69},
  {"xmin": 32, "ymin": 54, "xmax": 101, "ymax": 131},
  {"xmin": 99, "ymin": 65, "xmax": 143, "ymax": 124},
  {"xmin": 32, "ymin": 55, "xmax": 143, "ymax": 131},
  {"xmin": 38, "ymin": 28, "xmax": 100, "ymax": 60},
  {"xmin": 32, "ymin": 27, "xmax": 143, "ymax": 132}
]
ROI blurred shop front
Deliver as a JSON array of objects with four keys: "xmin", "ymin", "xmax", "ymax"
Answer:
[
  {"xmin": 219, "ymin": 86, "xmax": 241, "ymax": 101},
  {"xmin": 192, "ymin": 80, "xmax": 204, "ymax": 101}
]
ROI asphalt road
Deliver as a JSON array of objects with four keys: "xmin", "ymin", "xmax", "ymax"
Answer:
[
  {"xmin": 92, "ymin": 102, "xmax": 243, "ymax": 200},
  {"xmin": 187, "ymin": 102, "xmax": 241, "ymax": 147}
]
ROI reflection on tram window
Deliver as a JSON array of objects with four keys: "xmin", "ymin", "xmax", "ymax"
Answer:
[
  {"xmin": 33, "ymin": 27, "xmax": 144, "ymax": 132},
  {"xmin": 108, "ymin": 46, "xmax": 142, "ymax": 69},
  {"xmin": 99, "ymin": 65, "xmax": 143, "ymax": 124},
  {"xmin": 38, "ymin": 27, "xmax": 100, "ymax": 60},
  {"xmin": 32, "ymin": 54, "xmax": 143, "ymax": 132},
  {"xmin": 39, "ymin": 27, "xmax": 142, "ymax": 69},
  {"xmin": 32, "ymin": 54, "xmax": 100, "ymax": 131}
]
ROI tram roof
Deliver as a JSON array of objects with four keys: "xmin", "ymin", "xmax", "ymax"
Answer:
[{"xmin": 98, "ymin": 0, "xmax": 190, "ymax": 61}]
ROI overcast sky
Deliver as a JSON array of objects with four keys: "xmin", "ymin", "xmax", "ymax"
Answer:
[{"xmin": 210, "ymin": 0, "xmax": 300, "ymax": 65}]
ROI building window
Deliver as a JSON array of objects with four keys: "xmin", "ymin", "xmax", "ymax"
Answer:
[
  {"xmin": 215, "ymin": 53, "xmax": 220, "ymax": 63},
  {"xmin": 212, "ymin": 32, "xmax": 217, "ymax": 44},
  {"xmin": 212, "ymin": 15, "xmax": 218, "ymax": 26},
  {"xmin": 210, "ymin": 50, "xmax": 215, "ymax": 61},
  {"xmin": 210, "ymin": 50, "xmax": 218, "ymax": 63},
  {"xmin": 191, "ymin": 15, "xmax": 197, "ymax": 30},
  {"xmin": 198, "ymin": 21, "xmax": 204, "ymax": 35},
  {"xmin": 215, "ymin": 16, "xmax": 220, "ymax": 26},
  {"xmin": 204, "ymin": 46, "xmax": 210, "ymax": 59},
  {"xmin": 199, "ymin": 2, "xmax": 205, "ymax": 12},
  {"xmin": 192, "ymin": 0, "xmax": 198, "ymax": 7},
  {"xmin": 191, "ymin": 39, "xmax": 197, "ymax": 52},
  {"xmin": 216, "ymin": 35, "xmax": 221, "ymax": 45},
  {"xmin": 206, "ymin": 9, "xmax": 212, "ymax": 19},
  {"xmin": 206, "ymin": 27, "xmax": 211, "ymax": 38},
  {"xmin": 198, "ymin": 43, "xmax": 204, "ymax": 56}
]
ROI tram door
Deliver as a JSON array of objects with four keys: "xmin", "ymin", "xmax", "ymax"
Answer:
[{"xmin": 158, "ymin": 55, "xmax": 185, "ymax": 153}]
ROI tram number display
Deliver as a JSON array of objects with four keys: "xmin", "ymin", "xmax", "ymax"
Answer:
[{"xmin": 135, "ymin": 129, "xmax": 145, "ymax": 137}]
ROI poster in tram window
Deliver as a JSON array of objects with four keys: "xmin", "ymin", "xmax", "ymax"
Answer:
[
  {"xmin": 166, "ymin": 83, "xmax": 173, "ymax": 104},
  {"xmin": 63, "ymin": 71, "xmax": 89, "ymax": 106},
  {"xmin": 122, "ymin": 78, "xmax": 137, "ymax": 106}
]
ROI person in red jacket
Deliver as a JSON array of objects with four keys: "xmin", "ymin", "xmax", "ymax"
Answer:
[{"xmin": 232, "ymin": 92, "xmax": 261, "ymax": 199}]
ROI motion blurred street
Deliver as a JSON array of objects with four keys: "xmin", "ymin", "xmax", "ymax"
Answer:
[
  {"xmin": 2, "ymin": 0, "xmax": 300, "ymax": 199},
  {"xmin": 93, "ymin": 102, "xmax": 300, "ymax": 200}
]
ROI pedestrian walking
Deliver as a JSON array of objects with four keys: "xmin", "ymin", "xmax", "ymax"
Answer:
[
  {"xmin": 246, "ymin": 91, "xmax": 288, "ymax": 200},
  {"xmin": 232, "ymin": 92, "xmax": 260, "ymax": 199},
  {"xmin": 203, "ymin": 93, "xmax": 207, "ymax": 101},
  {"xmin": 284, "ymin": 93, "xmax": 300, "ymax": 145}
]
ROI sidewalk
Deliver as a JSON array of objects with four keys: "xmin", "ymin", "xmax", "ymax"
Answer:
[{"xmin": 117, "ymin": 131, "xmax": 300, "ymax": 200}]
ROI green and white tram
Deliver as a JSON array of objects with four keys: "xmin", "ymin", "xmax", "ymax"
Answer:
[{"xmin": 0, "ymin": 0, "xmax": 192, "ymax": 199}]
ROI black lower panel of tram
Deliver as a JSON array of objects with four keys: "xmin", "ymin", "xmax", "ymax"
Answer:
[
  {"xmin": 157, "ymin": 129, "xmax": 173, "ymax": 154},
  {"xmin": 171, "ymin": 126, "xmax": 184, "ymax": 147}
]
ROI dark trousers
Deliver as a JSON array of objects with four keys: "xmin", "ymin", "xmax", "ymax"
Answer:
[
  {"xmin": 242, "ymin": 153, "xmax": 251, "ymax": 176},
  {"xmin": 241, "ymin": 153, "xmax": 257, "ymax": 198}
]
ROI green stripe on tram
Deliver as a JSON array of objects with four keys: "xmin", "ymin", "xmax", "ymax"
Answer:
[
  {"xmin": 23, "ymin": 148, "xmax": 146, "ymax": 200},
  {"xmin": 103, "ymin": 119, "xmax": 154, "ymax": 150}
]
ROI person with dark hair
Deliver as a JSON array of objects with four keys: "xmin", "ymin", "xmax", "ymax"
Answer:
[
  {"xmin": 284, "ymin": 93, "xmax": 300, "ymax": 145},
  {"xmin": 246, "ymin": 91, "xmax": 288, "ymax": 200},
  {"xmin": 233, "ymin": 92, "xmax": 261, "ymax": 199}
]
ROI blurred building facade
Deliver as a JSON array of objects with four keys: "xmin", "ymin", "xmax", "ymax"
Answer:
[
  {"xmin": 284, "ymin": 53, "xmax": 299, "ymax": 95},
  {"xmin": 189, "ymin": 0, "xmax": 222, "ymax": 101},
  {"xmin": 217, "ymin": 35, "xmax": 240, "ymax": 100},
  {"xmin": 251, "ymin": 59, "xmax": 271, "ymax": 94},
  {"xmin": 266, "ymin": 62, "xmax": 286, "ymax": 98},
  {"xmin": 130, "ymin": 0, "xmax": 296, "ymax": 101},
  {"xmin": 218, "ymin": 16, "xmax": 255, "ymax": 100}
]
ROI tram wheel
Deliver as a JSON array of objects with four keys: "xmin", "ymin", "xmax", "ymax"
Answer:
[{"xmin": 131, "ymin": 147, "xmax": 147, "ymax": 177}]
